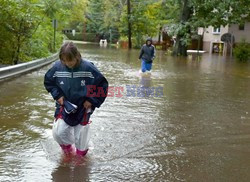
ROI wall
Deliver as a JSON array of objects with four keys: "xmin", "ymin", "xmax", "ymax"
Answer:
[
  {"xmin": 202, "ymin": 25, "xmax": 229, "ymax": 52},
  {"xmin": 228, "ymin": 23, "xmax": 250, "ymax": 43}
]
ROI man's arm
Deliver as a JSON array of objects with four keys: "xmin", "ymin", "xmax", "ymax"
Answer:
[
  {"xmin": 139, "ymin": 46, "xmax": 144, "ymax": 59},
  {"xmin": 151, "ymin": 45, "xmax": 156, "ymax": 61}
]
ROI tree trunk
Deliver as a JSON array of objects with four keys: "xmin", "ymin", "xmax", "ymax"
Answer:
[
  {"xmin": 127, "ymin": 0, "xmax": 132, "ymax": 49},
  {"xmin": 173, "ymin": 0, "xmax": 192, "ymax": 56},
  {"xmin": 158, "ymin": 26, "xmax": 162, "ymax": 43},
  {"xmin": 174, "ymin": 37, "xmax": 188, "ymax": 56},
  {"xmin": 13, "ymin": 20, "xmax": 23, "ymax": 65},
  {"xmin": 13, "ymin": 35, "xmax": 21, "ymax": 65},
  {"xmin": 83, "ymin": 20, "xmax": 86, "ymax": 41}
]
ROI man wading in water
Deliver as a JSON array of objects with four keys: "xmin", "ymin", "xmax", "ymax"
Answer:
[{"xmin": 139, "ymin": 38, "xmax": 156, "ymax": 73}]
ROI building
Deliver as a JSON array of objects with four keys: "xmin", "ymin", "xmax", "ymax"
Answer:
[{"xmin": 203, "ymin": 22, "xmax": 250, "ymax": 54}]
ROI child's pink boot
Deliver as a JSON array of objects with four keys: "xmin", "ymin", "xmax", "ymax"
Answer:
[
  {"xmin": 74, "ymin": 149, "xmax": 88, "ymax": 165},
  {"xmin": 60, "ymin": 144, "xmax": 73, "ymax": 155},
  {"xmin": 76, "ymin": 149, "xmax": 88, "ymax": 157},
  {"xmin": 60, "ymin": 144, "xmax": 74, "ymax": 163}
]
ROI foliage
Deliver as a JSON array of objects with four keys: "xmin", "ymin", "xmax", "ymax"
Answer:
[
  {"xmin": 119, "ymin": 0, "xmax": 169, "ymax": 48},
  {"xmin": 64, "ymin": 32, "xmax": 97, "ymax": 42},
  {"xmin": 0, "ymin": 0, "xmax": 83, "ymax": 65},
  {"xmin": 165, "ymin": 0, "xmax": 250, "ymax": 56},
  {"xmin": 234, "ymin": 40, "xmax": 250, "ymax": 62},
  {"xmin": 1, "ymin": 0, "xmax": 250, "ymax": 62},
  {"xmin": 85, "ymin": 0, "xmax": 105, "ymax": 34},
  {"xmin": 85, "ymin": 0, "xmax": 122, "ymax": 43},
  {"xmin": 0, "ymin": 0, "xmax": 41, "ymax": 64}
]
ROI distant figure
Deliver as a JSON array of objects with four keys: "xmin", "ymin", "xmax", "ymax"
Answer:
[
  {"xmin": 44, "ymin": 42, "xmax": 108, "ymax": 159},
  {"xmin": 99, "ymin": 39, "xmax": 107, "ymax": 47},
  {"xmin": 139, "ymin": 38, "xmax": 156, "ymax": 73},
  {"xmin": 213, "ymin": 44, "xmax": 219, "ymax": 53}
]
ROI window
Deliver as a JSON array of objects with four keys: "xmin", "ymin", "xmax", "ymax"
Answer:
[
  {"xmin": 239, "ymin": 24, "xmax": 245, "ymax": 30},
  {"xmin": 212, "ymin": 27, "xmax": 221, "ymax": 34}
]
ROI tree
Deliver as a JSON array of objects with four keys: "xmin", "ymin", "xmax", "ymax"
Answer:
[
  {"xmin": 68, "ymin": 0, "xmax": 87, "ymax": 31},
  {"xmin": 172, "ymin": 0, "xmax": 192, "ymax": 56},
  {"xmin": 0, "ymin": 0, "xmax": 83, "ymax": 65},
  {"xmin": 102, "ymin": 0, "xmax": 124, "ymax": 43},
  {"xmin": 85, "ymin": 0, "xmax": 106, "ymax": 35},
  {"xmin": 0, "ymin": 0, "xmax": 43, "ymax": 64},
  {"xmin": 127, "ymin": 0, "xmax": 132, "ymax": 49},
  {"xmin": 168, "ymin": 0, "xmax": 250, "ymax": 56},
  {"xmin": 120, "ymin": 0, "xmax": 168, "ymax": 48}
]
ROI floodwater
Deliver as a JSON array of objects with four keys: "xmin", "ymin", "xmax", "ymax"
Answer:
[{"xmin": 0, "ymin": 43, "xmax": 250, "ymax": 182}]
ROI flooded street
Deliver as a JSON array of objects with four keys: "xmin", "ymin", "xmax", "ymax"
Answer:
[{"xmin": 0, "ymin": 43, "xmax": 250, "ymax": 181}]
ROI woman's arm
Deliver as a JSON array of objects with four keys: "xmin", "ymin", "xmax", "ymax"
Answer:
[{"xmin": 44, "ymin": 66, "xmax": 64, "ymax": 101}]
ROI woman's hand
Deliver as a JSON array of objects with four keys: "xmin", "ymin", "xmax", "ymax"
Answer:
[
  {"xmin": 57, "ymin": 96, "xmax": 64, "ymax": 105},
  {"xmin": 83, "ymin": 100, "xmax": 92, "ymax": 110}
]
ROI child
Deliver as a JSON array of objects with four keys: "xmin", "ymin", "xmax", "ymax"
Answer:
[
  {"xmin": 139, "ymin": 38, "xmax": 156, "ymax": 72},
  {"xmin": 44, "ymin": 42, "xmax": 108, "ymax": 158}
]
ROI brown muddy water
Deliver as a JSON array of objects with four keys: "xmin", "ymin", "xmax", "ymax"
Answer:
[{"xmin": 0, "ymin": 43, "xmax": 250, "ymax": 182}]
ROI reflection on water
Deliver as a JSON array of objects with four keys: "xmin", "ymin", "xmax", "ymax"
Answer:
[
  {"xmin": 0, "ymin": 44, "xmax": 250, "ymax": 181},
  {"xmin": 51, "ymin": 156, "xmax": 92, "ymax": 182}
]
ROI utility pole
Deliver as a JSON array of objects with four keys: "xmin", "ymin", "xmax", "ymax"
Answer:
[{"xmin": 127, "ymin": 0, "xmax": 132, "ymax": 49}]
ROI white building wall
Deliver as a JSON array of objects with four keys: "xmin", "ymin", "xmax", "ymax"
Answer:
[
  {"xmin": 203, "ymin": 25, "xmax": 229, "ymax": 53},
  {"xmin": 228, "ymin": 23, "xmax": 250, "ymax": 43},
  {"xmin": 203, "ymin": 25, "xmax": 229, "ymax": 42},
  {"xmin": 202, "ymin": 23, "xmax": 250, "ymax": 53}
]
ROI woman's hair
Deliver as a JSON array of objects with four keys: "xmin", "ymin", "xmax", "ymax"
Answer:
[{"xmin": 59, "ymin": 42, "xmax": 81, "ymax": 63}]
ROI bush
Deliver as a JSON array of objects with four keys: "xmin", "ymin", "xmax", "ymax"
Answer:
[
  {"xmin": 64, "ymin": 32, "xmax": 98, "ymax": 42},
  {"xmin": 234, "ymin": 40, "xmax": 250, "ymax": 62}
]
